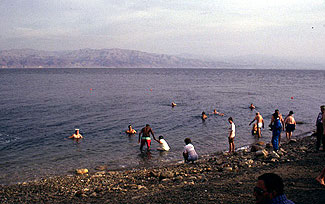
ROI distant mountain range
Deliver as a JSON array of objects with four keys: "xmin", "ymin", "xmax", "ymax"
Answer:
[
  {"xmin": 0, "ymin": 48, "xmax": 232, "ymax": 68},
  {"xmin": 1, "ymin": 48, "xmax": 324, "ymax": 69}
]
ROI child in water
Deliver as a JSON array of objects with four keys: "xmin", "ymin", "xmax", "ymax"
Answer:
[
  {"xmin": 157, "ymin": 136, "xmax": 170, "ymax": 151},
  {"xmin": 69, "ymin": 129, "xmax": 83, "ymax": 139},
  {"xmin": 252, "ymin": 123, "xmax": 258, "ymax": 136}
]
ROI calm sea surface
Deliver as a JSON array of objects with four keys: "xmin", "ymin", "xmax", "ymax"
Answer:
[{"xmin": 0, "ymin": 68, "xmax": 324, "ymax": 184}]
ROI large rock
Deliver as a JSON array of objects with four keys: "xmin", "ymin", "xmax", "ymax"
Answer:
[
  {"xmin": 95, "ymin": 165, "xmax": 107, "ymax": 171},
  {"xmin": 75, "ymin": 168, "xmax": 88, "ymax": 175},
  {"xmin": 159, "ymin": 171, "xmax": 174, "ymax": 180},
  {"xmin": 266, "ymin": 143, "xmax": 273, "ymax": 149},
  {"xmin": 256, "ymin": 149, "xmax": 268, "ymax": 157},
  {"xmin": 251, "ymin": 145, "xmax": 263, "ymax": 152},
  {"xmin": 256, "ymin": 141, "xmax": 265, "ymax": 146}
]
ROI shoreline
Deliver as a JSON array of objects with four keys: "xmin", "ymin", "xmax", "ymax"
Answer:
[
  {"xmin": 1, "ymin": 134, "xmax": 325, "ymax": 203},
  {"xmin": 0, "ymin": 129, "xmax": 315, "ymax": 186}
]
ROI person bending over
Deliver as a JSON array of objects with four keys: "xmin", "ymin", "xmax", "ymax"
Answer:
[
  {"xmin": 157, "ymin": 135, "xmax": 170, "ymax": 151},
  {"xmin": 183, "ymin": 138, "xmax": 198, "ymax": 163}
]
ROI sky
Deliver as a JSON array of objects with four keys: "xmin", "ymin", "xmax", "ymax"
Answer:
[{"xmin": 0, "ymin": 0, "xmax": 324, "ymax": 61}]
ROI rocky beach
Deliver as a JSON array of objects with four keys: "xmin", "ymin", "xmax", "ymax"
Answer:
[{"xmin": 1, "ymin": 134, "xmax": 325, "ymax": 203}]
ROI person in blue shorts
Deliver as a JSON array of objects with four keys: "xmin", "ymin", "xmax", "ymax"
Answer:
[{"xmin": 269, "ymin": 110, "xmax": 284, "ymax": 151}]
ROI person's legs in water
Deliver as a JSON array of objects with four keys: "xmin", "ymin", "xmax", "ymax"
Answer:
[
  {"xmin": 140, "ymin": 139, "xmax": 146, "ymax": 152},
  {"xmin": 146, "ymin": 139, "xmax": 151, "ymax": 151}
]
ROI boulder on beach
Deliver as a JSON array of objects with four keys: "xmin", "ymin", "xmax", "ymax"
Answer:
[
  {"xmin": 251, "ymin": 145, "xmax": 263, "ymax": 152},
  {"xmin": 75, "ymin": 168, "xmax": 89, "ymax": 175},
  {"xmin": 255, "ymin": 149, "xmax": 268, "ymax": 157}
]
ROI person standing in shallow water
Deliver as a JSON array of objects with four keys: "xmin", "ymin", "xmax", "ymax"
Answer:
[
  {"xmin": 269, "ymin": 109, "xmax": 284, "ymax": 151},
  {"xmin": 249, "ymin": 112, "xmax": 264, "ymax": 138},
  {"xmin": 69, "ymin": 129, "xmax": 83, "ymax": 139},
  {"xmin": 228, "ymin": 117, "xmax": 235, "ymax": 153},
  {"xmin": 138, "ymin": 124, "xmax": 157, "ymax": 152},
  {"xmin": 284, "ymin": 111, "xmax": 296, "ymax": 141}
]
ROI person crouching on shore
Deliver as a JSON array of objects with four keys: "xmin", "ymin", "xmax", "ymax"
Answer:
[
  {"xmin": 69, "ymin": 129, "xmax": 83, "ymax": 139},
  {"xmin": 183, "ymin": 138, "xmax": 198, "ymax": 163},
  {"xmin": 157, "ymin": 136, "xmax": 170, "ymax": 151},
  {"xmin": 228, "ymin": 117, "xmax": 235, "ymax": 153}
]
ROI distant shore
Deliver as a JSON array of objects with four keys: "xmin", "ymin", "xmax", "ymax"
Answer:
[{"xmin": 1, "ymin": 134, "xmax": 325, "ymax": 203}]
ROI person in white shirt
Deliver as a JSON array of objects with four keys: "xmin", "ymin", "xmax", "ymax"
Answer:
[
  {"xmin": 157, "ymin": 136, "xmax": 170, "ymax": 151},
  {"xmin": 183, "ymin": 138, "xmax": 198, "ymax": 163},
  {"xmin": 228, "ymin": 117, "xmax": 235, "ymax": 153}
]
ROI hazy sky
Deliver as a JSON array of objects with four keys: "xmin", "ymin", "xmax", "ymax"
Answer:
[{"xmin": 0, "ymin": 0, "xmax": 324, "ymax": 60}]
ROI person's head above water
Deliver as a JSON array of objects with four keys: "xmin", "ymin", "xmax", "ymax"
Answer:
[
  {"xmin": 146, "ymin": 124, "xmax": 150, "ymax": 127},
  {"xmin": 159, "ymin": 135, "xmax": 164, "ymax": 140},
  {"xmin": 184, "ymin": 138, "xmax": 191, "ymax": 145},
  {"xmin": 202, "ymin": 112, "xmax": 206, "ymax": 115},
  {"xmin": 289, "ymin": 111, "xmax": 294, "ymax": 115},
  {"xmin": 75, "ymin": 129, "xmax": 79, "ymax": 134}
]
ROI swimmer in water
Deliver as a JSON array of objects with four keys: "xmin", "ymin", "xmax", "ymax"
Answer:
[
  {"xmin": 126, "ymin": 125, "xmax": 136, "ymax": 134},
  {"xmin": 171, "ymin": 102, "xmax": 177, "ymax": 107},
  {"xmin": 249, "ymin": 103, "xmax": 256, "ymax": 110},
  {"xmin": 69, "ymin": 129, "xmax": 83, "ymax": 139},
  {"xmin": 202, "ymin": 111, "xmax": 207, "ymax": 120},
  {"xmin": 213, "ymin": 109, "xmax": 224, "ymax": 116}
]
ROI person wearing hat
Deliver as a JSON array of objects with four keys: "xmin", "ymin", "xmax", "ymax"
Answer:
[
  {"xmin": 69, "ymin": 129, "xmax": 83, "ymax": 139},
  {"xmin": 284, "ymin": 111, "xmax": 296, "ymax": 140}
]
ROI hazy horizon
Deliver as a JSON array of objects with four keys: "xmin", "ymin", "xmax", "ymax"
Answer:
[{"xmin": 0, "ymin": 1, "xmax": 324, "ymax": 63}]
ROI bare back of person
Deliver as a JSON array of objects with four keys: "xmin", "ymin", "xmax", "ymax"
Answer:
[
  {"xmin": 285, "ymin": 116, "xmax": 296, "ymax": 124},
  {"xmin": 142, "ymin": 126, "xmax": 152, "ymax": 137},
  {"xmin": 255, "ymin": 114, "xmax": 263, "ymax": 124}
]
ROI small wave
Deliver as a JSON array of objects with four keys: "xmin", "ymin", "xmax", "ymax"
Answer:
[{"xmin": 0, "ymin": 134, "xmax": 20, "ymax": 145}]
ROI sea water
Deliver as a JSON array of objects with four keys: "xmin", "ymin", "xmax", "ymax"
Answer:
[{"xmin": 0, "ymin": 68, "xmax": 324, "ymax": 184}]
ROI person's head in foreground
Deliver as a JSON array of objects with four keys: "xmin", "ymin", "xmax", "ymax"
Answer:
[{"xmin": 254, "ymin": 173, "xmax": 294, "ymax": 204}]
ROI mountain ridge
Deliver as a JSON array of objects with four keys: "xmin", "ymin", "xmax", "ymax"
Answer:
[{"xmin": 0, "ymin": 48, "xmax": 232, "ymax": 68}]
